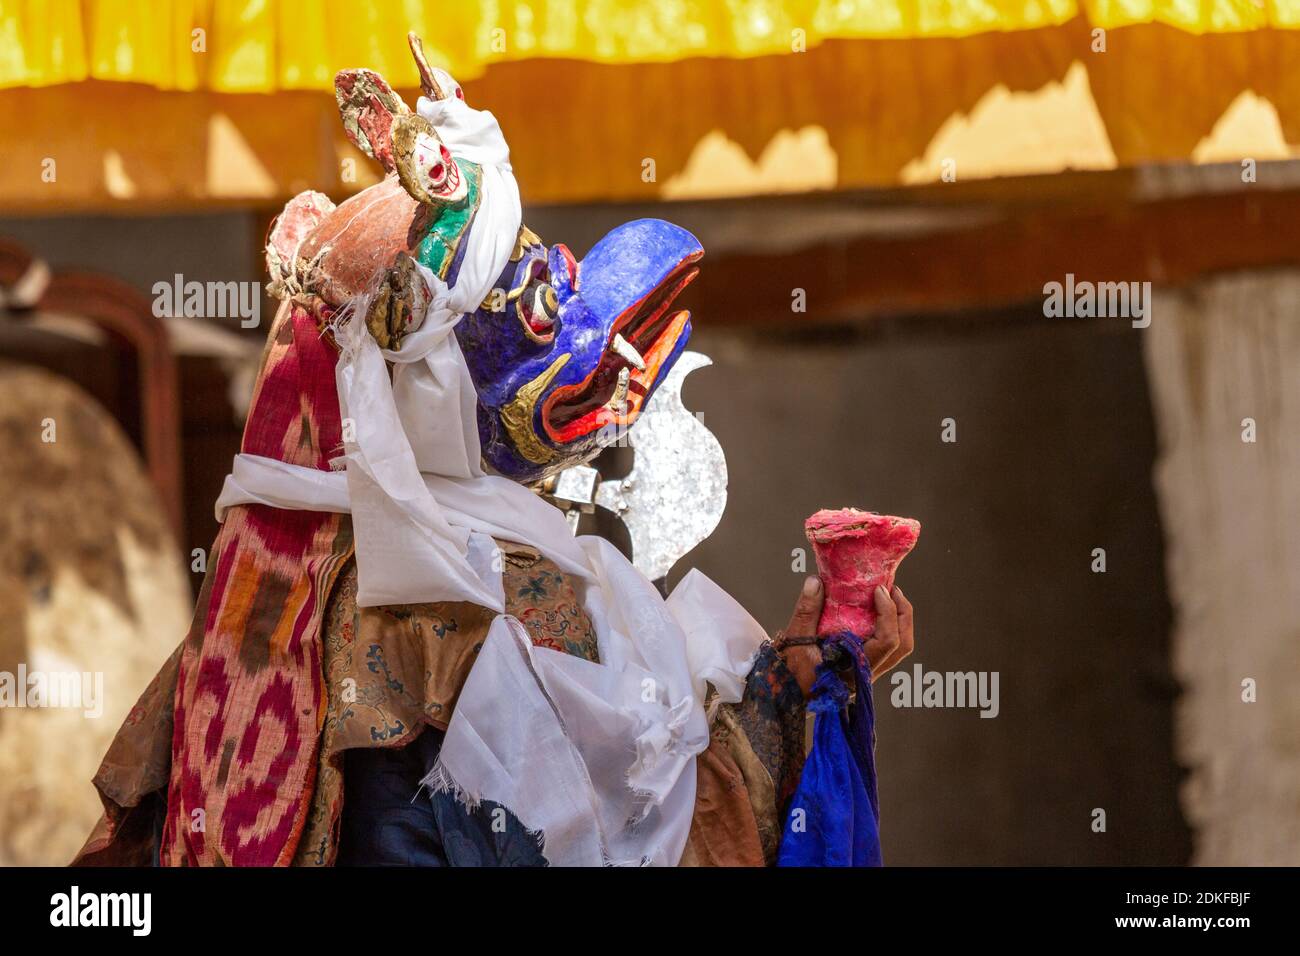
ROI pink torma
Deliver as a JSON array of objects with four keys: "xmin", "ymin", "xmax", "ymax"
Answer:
[{"xmin": 805, "ymin": 509, "xmax": 921, "ymax": 637}]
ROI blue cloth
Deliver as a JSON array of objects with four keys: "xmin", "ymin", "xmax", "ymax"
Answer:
[
  {"xmin": 337, "ymin": 727, "xmax": 546, "ymax": 867},
  {"xmin": 777, "ymin": 633, "xmax": 882, "ymax": 867}
]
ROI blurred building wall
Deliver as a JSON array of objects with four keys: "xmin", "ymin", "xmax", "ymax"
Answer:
[
  {"xmin": 0, "ymin": 214, "xmax": 258, "ymax": 297},
  {"xmin": 1147, "ymin": 272, "xmax": 1300, "ymax": 865}
]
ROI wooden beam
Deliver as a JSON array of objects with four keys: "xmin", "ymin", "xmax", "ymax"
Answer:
[{"xmin": 683, "ymin": 184, "xmax": 1300, "ymax": 326}]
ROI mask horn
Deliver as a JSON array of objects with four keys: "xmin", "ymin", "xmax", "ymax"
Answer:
[{"xmin": 408, "ymin": 32, "xmax": 445, "ymax": 100}]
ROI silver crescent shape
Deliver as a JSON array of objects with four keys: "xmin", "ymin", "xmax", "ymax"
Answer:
[{"xmin": 594, "ymin": 350, "xmax": 728, "ymax": 581}]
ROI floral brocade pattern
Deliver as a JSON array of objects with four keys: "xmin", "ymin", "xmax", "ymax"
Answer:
[
  {"xmin": 294, "ymin": 539, "xmax": 600, "ymax": 865},
  {"xmin": 502, "ymin": 545, "xmax": 600, "ymax": 662},
  {"xmin": 293, "ymin": 558, "xmax": 496, "ymax": 866}
]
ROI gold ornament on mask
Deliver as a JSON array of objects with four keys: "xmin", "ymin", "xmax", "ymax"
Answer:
[{"xmin": 500, "ymin": 353, "xmax": 570, "ymax": 464}]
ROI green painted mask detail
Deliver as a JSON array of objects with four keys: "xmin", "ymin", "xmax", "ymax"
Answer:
[{"xmin": 415, "ymin": 159, "xmax": 483, "ymax": 281}]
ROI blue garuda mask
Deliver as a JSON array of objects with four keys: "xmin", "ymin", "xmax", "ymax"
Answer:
[{"xmin": 454, "ymin": 218, "xmax": 701, "ymax": 483}]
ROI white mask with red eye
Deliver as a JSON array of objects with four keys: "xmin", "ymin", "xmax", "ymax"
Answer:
[
  {"xmin": 402, "ymin": 122, "xmax": 469, "ymax": 204},
  {"xmin": 423, "ymin": 140, "xmax": 459, "ymax": 194}
]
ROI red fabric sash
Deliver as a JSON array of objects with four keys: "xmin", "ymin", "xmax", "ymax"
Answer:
[{"xmin": 160, "ymin": 302, "xmax": 353, "ymax": 866}]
